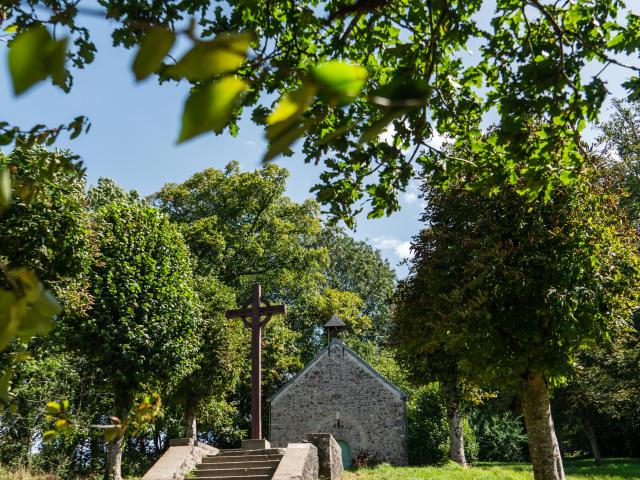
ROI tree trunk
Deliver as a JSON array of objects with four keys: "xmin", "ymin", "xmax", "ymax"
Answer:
[
  {"xmin": 104, "ymin": 397, "xmax": 128, "ymax": 480},
  {"xmin": 446, "ymin": 400, "xmax": 467, "ymax": 466},
  {"xmin": 104, "ymin": 434, "xmax": 124, "ymax": 480},
  {"xmin": 184, "ymin": 408, "xmax": 197, "ymax": 444},
  {"xmin": 521, "ymin": 373, "xmax": 566, "ymax": 480},
  {"xmin": 582, "ymin": 418, "xmax": 602, "ymax": 466},
  {"xmin": 441, "ymin": 381, "xmax": 467, "ymax": 466}
]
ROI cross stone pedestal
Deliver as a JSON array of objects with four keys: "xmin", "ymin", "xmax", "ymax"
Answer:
[{"xmin": 241, "ymin": 438, "xmax": 271, "ymax": 450}]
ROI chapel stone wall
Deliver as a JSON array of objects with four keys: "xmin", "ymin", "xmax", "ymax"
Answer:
[{"xmin": 269, "ymin": 341, "xmax": 408, "ymax": 466}]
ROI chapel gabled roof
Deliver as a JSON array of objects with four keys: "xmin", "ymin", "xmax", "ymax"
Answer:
[{"xmin": 268, "ymin": 338, "xmax": 408, "ymax": 404}]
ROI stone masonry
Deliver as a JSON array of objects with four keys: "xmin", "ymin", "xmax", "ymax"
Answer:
[{"xmin": 268, "ymin": 339, "xmax": 408, "ymax": 466}]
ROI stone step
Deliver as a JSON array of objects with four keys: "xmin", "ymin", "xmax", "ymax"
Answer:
[
  {"xmin": 218, "ymin": 448, "xmax": 284, "ymax": 456},
  {"xmin": 203, "ymin": 454, "xmax": 283, "ymax": 463},
  {"xmin": 195, "ymin": 466, "xmax": 276, "ymax": 478},
  {"xmin": 198, "ymin": 459, "xmax": 281, "ymax": 468}
]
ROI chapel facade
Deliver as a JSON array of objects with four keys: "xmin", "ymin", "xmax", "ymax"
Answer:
[{"xmin": 267, "ymin": 334, "xmax": 408, "ymax": 466}]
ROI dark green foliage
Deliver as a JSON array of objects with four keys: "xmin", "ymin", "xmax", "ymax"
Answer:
[
  {"xmin": 408, "ymin": 167, "xmax": 640, "ymax": 389},
  {"xmin": 0, "ymin": 146, "xmax": 91, "ymax": 284},
  {"xmin": 600, "ymin": 99, "xmax": 640, "ymax": 228},
  {"xmin": 470, "ymin": 409, "xmax": 528, "ymax": 462},
  {"xmin": 72, "ymin": 199, "xmax": 200, "ymax": 399},
  {"xmin": 407, "ymin": 385, "xmax": 448, "ymax": 466}
]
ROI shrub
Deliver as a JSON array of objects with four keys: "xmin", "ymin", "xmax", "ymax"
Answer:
[
  {"xmin": 352, "ymin": 452, "xmax": 386, "ymax": 469},
  {"xmin": 407, "ymin": 384, "xmax": 449, "ymax": 465},
  {"xmin": 471, "ymin": 409, "xmax": 528, "ymax": 462},
  {"xmin": 462, "ymin": 417, "xmax": 479, "ymax": 464}
]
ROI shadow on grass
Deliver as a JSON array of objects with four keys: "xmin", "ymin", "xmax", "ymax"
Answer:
[{"xmin": 564, "ymin": 458, "xmax": 640, "ymax": 479}]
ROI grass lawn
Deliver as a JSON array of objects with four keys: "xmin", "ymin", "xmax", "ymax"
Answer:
[
  {"xmin": 344, "ymin": 459, "xmax": 640, "ymax": 480},
  {"xmin": 0, "ymin": 467, "xmax": 141, "ymax": 480}
]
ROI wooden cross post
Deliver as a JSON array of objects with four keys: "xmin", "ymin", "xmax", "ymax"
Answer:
[{"xmin": 226, "ymin": 283, "xmax": 286, "ymax": 440}]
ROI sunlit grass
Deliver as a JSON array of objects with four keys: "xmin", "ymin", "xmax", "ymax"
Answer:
[
  {"xmin": 0, "ymin": 466, "xmax": 141, "ymax": 480},
  {"xmin": 344, "ymin": 459, "xmax": 640, "ymax": 480}
]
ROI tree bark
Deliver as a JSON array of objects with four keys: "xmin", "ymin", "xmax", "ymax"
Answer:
[
  {"xmin": 521, "ymin": 373, "xmax": 566, "ymax": 480},
  {"xmin": 582, "ymin": 418, "xmax": 602, "ymax": 466},
  {"xmin": 184, "ymin": 407, "xmax": 197, "ymax": 444},
  {"xmin": 441, "ymin": 381, "xmax": 467, "ymax": 466},
  {"xmin": 104, "ymin": 397, "xmax": 128, "ymax": 480},
  {"xmin": 446, "ymin": 400, "xmax": 467, "ymax": 466},
  {"xmin": 104, "ymin": 434, "xmax": 124, "ymax": 480}
]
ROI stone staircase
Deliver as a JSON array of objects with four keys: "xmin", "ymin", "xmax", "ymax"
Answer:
[{"xmin": 194, "ymin": 448, "xmax": 285, "ymax": 480}]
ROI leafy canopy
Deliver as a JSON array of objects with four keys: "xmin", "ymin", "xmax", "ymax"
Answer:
[
  {"xmin": 2, "ymin": 1, "xmax": 640, "ymax": 225},
  {"xmin": 66, "ymin": 188, "xmax": 200, "ymax": 406},
  {"xmin": 400, "ymin": 164, "xmax": 640, "ymax": 388}
]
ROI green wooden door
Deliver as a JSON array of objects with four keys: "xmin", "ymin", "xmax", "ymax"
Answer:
[{"xmin": 337, "ymin": 440, "xmax": 351, "ymax": 468}]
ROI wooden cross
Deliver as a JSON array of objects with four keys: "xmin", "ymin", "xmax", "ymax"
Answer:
[{"xmin": 226, "ymin": 283, "xmax": 286, "ymax": 440}]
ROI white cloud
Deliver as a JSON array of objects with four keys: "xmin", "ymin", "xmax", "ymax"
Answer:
[
  {"xmin": 371, "ymin": 236, "xmax": 413, "ymax": 259},
  {"xmin": 379, "ymin": 123, "xmax": 410, "ymax": 154},
  {"xmin": 427, "ymin": 131, "xmax": 449, "ymax": 150},
  {"xmin": 394, "ymin": 241, "xmax": 412, "ymax": 259},
  {"xmin": 401, "ymin": 192, "xmax": 418, "ymax": 204}
]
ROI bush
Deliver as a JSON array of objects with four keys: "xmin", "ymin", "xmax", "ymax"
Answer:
[
  {"xmin": 407, "ymin": 384, "xmax": 449, "ymax": 465},
  {"xmin": 470, "ymin": 409, "xmax": 528, "ymax": 462},
  {"xmin": 352, "ymin": 452, "xmax": 386, "ymax": 469},
  {"xmin": 462, "ymin": 417, "xmax": 479, "ymax": 464}
]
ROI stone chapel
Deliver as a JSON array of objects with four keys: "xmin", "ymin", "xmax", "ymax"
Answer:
[{"xmin": 267, "ymin": 315, "xmax": 408, "ymax": 467}]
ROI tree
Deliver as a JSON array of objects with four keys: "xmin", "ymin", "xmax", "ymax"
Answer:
[
  {"xmin": 151, "ymin": 161, "xmax": 327, "ymax": 351},
  {"xmin": 65, "ymin": 186, "xmax": 200, "ymax": 480},
  {"xmin": 318, "ymin": 226, "xmax": 396, "ymax": 341},
  {"xmin": 599, "ymin": 99, "xmax": 640, "ymax": 228},
  {"xmin": 151, "ymin": 162, "xmax": 327, "ymax": 433},
  {"xmin": 396, "ymin": 164, "xmax": 640, "ymax": 480},
  {"xmin": 554, "ymin": 327, "xmax": 640, "ymax": 464},
  {"xmin": 168, "ymin": 275, "xmax": 245, "ymax": 443},
  {"xmin": 2, "ymin": 2, "xmax": 640, "ymax": 224},
  {"xmin": 392, "ymin": 327, "xmax": 473, "ymax": 466},
  {"xmin": 0, "ymin": 146, "xmax": 89, "ymax": 419}
]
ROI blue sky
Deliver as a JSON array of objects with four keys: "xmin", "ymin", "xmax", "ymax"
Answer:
[
  {"xmin": 0, "ymin": 6, "xmax": 635, "ymax": 277},
  {"xmin": 0, "ymin": 14, "xmax": 424, "ymax": 277}
]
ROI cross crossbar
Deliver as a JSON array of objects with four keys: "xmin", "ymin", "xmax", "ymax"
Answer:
[{"xmin": 225, "ymin": 304, "xmax": 286, "ymax": 319}]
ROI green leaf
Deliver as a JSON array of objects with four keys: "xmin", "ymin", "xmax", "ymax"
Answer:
[
  {"xmin": 623, "ymin": 76, "xmax": 640, "ymax": 101},
  {"xmin": 55, "ymin": 418, "xmax": 69, "ymax": 429},
  {"xmin": 132, "ymin": 27, "xmax": 175, "ymax": 81},
  {"xmin": 43, "ymin": 430, "xmax": 57, "ymax": 442},
  {"xmin": 0, "ymin": 369, "xmax": 11, "ymax": 405},
  {"xmin": 178, "ymin": 76, "xmax": 248, "ymax": 143},
  {"xmin": 166, "ymin": 32, "xmax": 253, "ymax": 81},
  {"xmin": 0, "ymin": 290, "xmax": 21, "ymax": 351},
  {"xmin": 17, "ymin": 308, "xmax": 54, "ymax": 339},
  {"xmin": 8, "ymin": 25, "xmax": 67, "ymax": 95},
  {"xmin": 359, "ymin": 110, "xmax": 404, "ymax": 144},
  {"xmin": 267, "ymin": 84, "xmax": 317, "ymax": 125},
  {"xmin": 45, "ymin": 401, "xmax": 61, "ymax": 415},
  {"xmin": 263, "ymin": 121, "xmax": 308, "ymax": 163},
  {"xmin": 310, "ymin": 61, "xmax": 367, "ymax": 99},
  {"xmin": 104, "ymin": 426, "xmax": 121, "ymax": 443},
  {"xmin": 371, "ymin": 77, "xmax": 430, "ymax": 108},
  {"xmin": 31, "ymin": 289, "xmax": 62, "ymax": 318},
  {"xmin": 607, "ymin": 33, "xmax": 625, "ymax": 48},
  {"xmin": 0, "ymin": 168, "xmax": 11, "ymax": 208}
]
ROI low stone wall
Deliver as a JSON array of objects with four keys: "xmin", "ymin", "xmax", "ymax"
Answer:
[
  {"xmin": 272, "ymin": 443, "xmax": 319, "ymax": 480},
  {"xmin": 142, "ymin": 439, "xmax": 218, "ymax": 480},
  {"xmin": 307, "ymin": 433, "xmax": 343, "ymax": 480}
]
